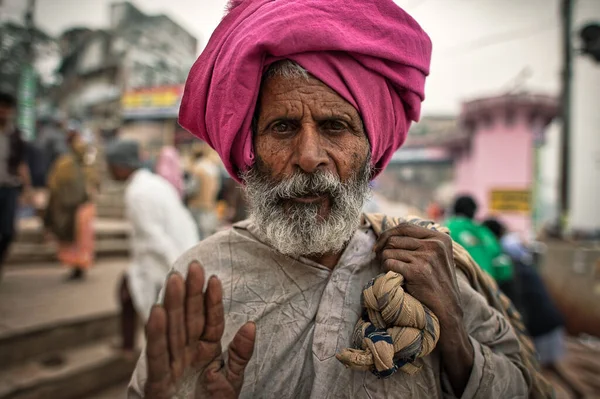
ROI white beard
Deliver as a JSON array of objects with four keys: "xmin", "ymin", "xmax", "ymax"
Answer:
[{"xmin": 242, "ymin": 161, "xmax": 372, "ymax": 258}]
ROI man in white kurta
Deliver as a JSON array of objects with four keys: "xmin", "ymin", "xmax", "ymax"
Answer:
[
  {"xmin": 125, "ymin": 167, "xmax": 199, "ymax": 320},
  {"xmin": 106, "ymin": 140, "xmax": 199, "ymax": 321}
]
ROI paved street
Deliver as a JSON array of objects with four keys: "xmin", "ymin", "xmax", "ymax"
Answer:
[{"xmin": 0, "ymin": 259, "xmax": 128, "ymax": 338}]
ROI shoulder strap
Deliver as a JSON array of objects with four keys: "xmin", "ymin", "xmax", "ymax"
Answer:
[{"xmin": 364, "ymin": 213, "xmax": 555, "ymax": 399}]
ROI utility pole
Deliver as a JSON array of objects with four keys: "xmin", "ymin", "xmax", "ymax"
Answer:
[
  {"xmin": 17, "ymin": 0, "xmax": 36, "ymax": 141},
  {"xmin": 25, "ymin": 0, "xmax": 36, "ymax": 62},
  {"xmin": 558, "ymin": 0, "xmax": 573, "ymax": 233}
]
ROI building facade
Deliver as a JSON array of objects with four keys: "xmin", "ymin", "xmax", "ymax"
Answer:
[
  {"xmin": 454, "ymin": 94, "xmax": 558, "ymax": 234},
  {"xmin": 54, "ymin": 1, "xmax": 198, "ymax": 134},
  {"xmin": 379, "ymin": 116, "xmax": 460, "ymax": 213}
]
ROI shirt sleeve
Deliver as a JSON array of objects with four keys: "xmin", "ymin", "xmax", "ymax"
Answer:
[
  {"xmin": 128, "ymin": 191, "xmax": 182, "ymax": 267},
  {"xmin": 442, "ymin": 271, "xmax": 530, "ymax": 399}
]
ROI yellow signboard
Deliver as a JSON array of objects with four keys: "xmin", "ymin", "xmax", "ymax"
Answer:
[
  {"xmin": 489, "ymin": 189, "xmax": 531, "ymax": 213},
  {"xmin": 121, "ymin": 85, "xmax": 183, "ymax": 110}
]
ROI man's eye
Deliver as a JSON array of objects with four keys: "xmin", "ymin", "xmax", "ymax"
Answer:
[
  {"xmin": 271, "ymin": 121, "xmax": 294, "ymax": 134},
  {"xmin": 323, "ymin": 120, "xmax": 347, "ymax": 132}
]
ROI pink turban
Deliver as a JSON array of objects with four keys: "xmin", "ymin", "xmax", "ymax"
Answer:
[{"xmin": 179, "ymin": 0, "xmax": 432, "ymax": 182}]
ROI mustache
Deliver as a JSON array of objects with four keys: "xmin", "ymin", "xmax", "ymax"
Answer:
[
  {"xmin": 242, "ymin": 155, "xmax": 373, "ymax": 204},
  {"xmin": 261, "ymin": 171, "xmax": 343, "ymax": 201}
]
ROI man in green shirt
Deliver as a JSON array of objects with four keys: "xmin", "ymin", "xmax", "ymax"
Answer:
[{"xmin": 445, "ymin": 195, "xmax": 513, "ymax": 283}]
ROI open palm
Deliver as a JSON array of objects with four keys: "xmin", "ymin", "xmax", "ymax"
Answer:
[{"xmin": 143, "ymin": 261, "xmax": 256, "ymax": 398}]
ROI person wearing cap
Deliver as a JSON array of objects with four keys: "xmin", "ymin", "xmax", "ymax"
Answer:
[
  {"xmin": 105, "ymin": 140, "xmax": 199, "ymax": 353},
  {"xmin": 44, "ymin": 123, "xmax": 97, "ymax": 281},
  {"xmin": 445, "ymin": 195, "xmax": 516, "ymax": 305},
  {"xmin": 127, "ymin": 1, "xmax": 536, "ymax": 398}
]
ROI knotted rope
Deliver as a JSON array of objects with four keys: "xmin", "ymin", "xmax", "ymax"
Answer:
[{"xmin": 336, "ymin": 271, "xmax": 440, "ymax": 378}]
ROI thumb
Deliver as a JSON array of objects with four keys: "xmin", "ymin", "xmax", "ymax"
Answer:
[{"xmin": 226, "ymin": 322, "xmax": 256, "ymax": 390}]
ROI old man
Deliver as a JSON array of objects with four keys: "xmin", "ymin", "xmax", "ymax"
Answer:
[{"xmin": 128, "ymin": 0, "xmax": 539, "ymax": 398}]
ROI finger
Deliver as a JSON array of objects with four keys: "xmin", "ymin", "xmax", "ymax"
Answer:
[
  {"xmin": 226, "ymin": 322, "xmax": 256, "ymax": 384},
  {"xmin": 145, "ymin": 306, "xmax": 172, "ymax": 390},
  {"xmin": 381, "ymin": 248, "xmax": 416, "ymax": 265},
  {"xmin": 381, "ymin": 258, "xmax": 411, "ymax": 275},
  {"xmin": 379, "ymin": 236, "xmax": 421, "ymax": 252},
  {"xmin": 185, "ymin": 261, "xmax": 205, "ymax": 344},
  {"xmin": 201, "ymin": 276, "xmax": 225, "ymax": 342},
  {"xmin": 374, "ymin": 222, "xmax": 439, "ymax": 253},
  {"xmin": 164, "ymin": 273, "xmax": 186, "ymax": 381},
  {"xmin": 421, "ymin": 239, "xmax": 459, "ymax": 290},
  {"xmin": 204, "ymin": 359, "xmax": 236, "ymax": 397}
]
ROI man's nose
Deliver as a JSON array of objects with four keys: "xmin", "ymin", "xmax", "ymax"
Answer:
[{"xmin": 294, "ymin": 124, "xmax": 330, "ymax": 174}]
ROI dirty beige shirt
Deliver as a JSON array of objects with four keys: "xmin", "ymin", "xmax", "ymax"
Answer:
[{"xmin": 129, "ymin": 219, "xmax": 529, "ymax": 399}]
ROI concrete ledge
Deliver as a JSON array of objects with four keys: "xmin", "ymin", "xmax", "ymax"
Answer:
[
  {"xmin": 15, "ymin": 219, "xmax": 131, "ymax": 243},
  {"xmin": 7, "ymin": 218, "xmax": 131, "ymax": 264},
  {"xmin": 6, "ymin": 240, "xmax": 129, "ymax": 264},
  {"xmin": 96, "ymin": 206, "xmax": 125, "ymax": 219},
  {"xmin": 0, "ymin": 339, "xmax": 135, "ymax": 399},
  {"xmin": 0, "ymin": 313, "xmax": 118, "ymax": 371}
]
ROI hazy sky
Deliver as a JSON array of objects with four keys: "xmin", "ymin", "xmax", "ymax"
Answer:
[{"xmin": 3, "ymin": 0, "xmax": 599, "ymax": 115}]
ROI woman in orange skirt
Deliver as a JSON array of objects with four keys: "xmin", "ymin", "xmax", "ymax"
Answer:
[
  {"xmin": 55, "ymin": 201, "xmax": 96, "ymax": 277},
  {"xmin": 44, "ymin": 125, "xmax": 98, "ymax": 280}
]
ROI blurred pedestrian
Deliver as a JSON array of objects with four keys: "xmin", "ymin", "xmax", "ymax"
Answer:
[
  {"xmin": 426, "ymin": 201, "xmax": 444, "ymax": 222},
  {"xmin": 0, "ymin": 92, "xmax": 32, "ymax": 278},
  {"xmin": 105, "ymin": 140, "xmax": 198, "ymax": 353},
  {"xmin": 155, "ymin": 146, "xmax": 184, "ymax": 199},
  {"xmin": 481, "ymin": 218, "xmax": 583, "ymax": 397},
  {"xmin": 445, "ymin": 195, "xmax": 515, "ymax": 294},
  {"xmin": 482, "ymin": 219, "xmax": 566, "ymax": 358},
  {"xmin": 44, "ymin": 122, "xmax": 98, "ymax": 281},
  {"xmin": 187, "ymin": 143, "xmax": 221, "ymax": 239}
]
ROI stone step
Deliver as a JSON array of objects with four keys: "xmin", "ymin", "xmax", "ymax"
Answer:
[
  {"xmin": 0, "ymin": 338, "xmax": 135, "ymax": 399},
  {"xmin": 96, "ymin": 205, "xmax": 125, "ymax": 219},
  {"xmin": 0, "ymin": 313, "xmax": 119, "ymax": 372},
  {"xmin": 6, "ymin": 239, "xmax": 129, "ymax": 264},
  {"xmin": 96, "ymin": 191, "xmax": 125, "ymax": 204},
  {"xmin": 7, "ymin": 218, "xmax": 131, "ymax": 264},
  {"xmin": 0, "ymin": 260, "xmax": 134, "ymax": 398},
  {"xmin": 14, "ymin": 219, "xmax": 130, "ymax": 244}
]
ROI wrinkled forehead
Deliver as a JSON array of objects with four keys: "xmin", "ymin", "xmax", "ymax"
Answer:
[
  {"xmin": 260, "ymin": 78, "xmax": 360, "ymax": 117},
  {"xmin": 255, "ymin": 61, "xmax": 366, "ymax": 130}
]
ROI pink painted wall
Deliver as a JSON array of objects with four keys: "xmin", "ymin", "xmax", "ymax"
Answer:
[{"xmin": 454, "ymin": 115, "xmax": 533, "ymax": 234}]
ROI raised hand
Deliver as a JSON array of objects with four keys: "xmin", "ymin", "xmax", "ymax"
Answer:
[{"xmin": 143, "ymin": 261, "xmax": 256, "ymax": 399}]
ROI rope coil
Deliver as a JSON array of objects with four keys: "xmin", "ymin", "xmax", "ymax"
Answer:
[{"xmin": 336, "ymin": 271, "xmax": 440, "ymax": 378}]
